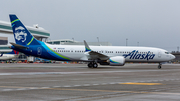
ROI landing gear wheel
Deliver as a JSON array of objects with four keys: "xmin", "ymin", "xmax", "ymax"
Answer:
[
  {"xmin": 88, "ymin": 63, "xmax": 93, "ymax": 68},
  {"xmin": 158, "ymin": 65, "xmax": 161, "ymax": 69},
  {"xmin": 93, "ymin": 63, "xmax": 98, "ymax": 68},
  {"xmin": 87, "ymin": 62, "xmax": 98, "ymax": 68},
  {"xmin": 158, "ymin": 63, "xmax": 162, "ymax": 69}
]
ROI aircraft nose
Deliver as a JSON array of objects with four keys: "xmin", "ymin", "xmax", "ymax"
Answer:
[{"xmin": 171, "ymin": 54, "xmax": 176, "ymax": 59}]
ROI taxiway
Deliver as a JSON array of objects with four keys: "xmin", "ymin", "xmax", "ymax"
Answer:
[{"xmin": 0, "ymin": 63, "xmax": 179, "ymax": 101}]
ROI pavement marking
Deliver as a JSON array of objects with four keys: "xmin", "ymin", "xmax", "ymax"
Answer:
[
  {"xmin": 1, "ymin": 69, "xmax": 179, "ymax": 76},
  {"xmin": 120, "ymin": 82, "xmax": 163, "ymax": 85},
  {"xmin": 92, "ymin": 84, "xmax": 99, "ymax": 86},
  {"xmin": 41, "ymin": 87, "xmax": 50, "ymax": 89},
  {"xmin": 53, "ymin": 86, "xmax": 61, "ymax": 88},
  {"xmin": 0, "ymin": 86, "xmax": 34, "ymax": 89},
  {"xmin": 48, "ymin": 88, "xmax": 180, "ymax": 95},
  {"xmin": 17, "ymin": 88, "xmax": 28, "ymax": 91},
  {"xmin": 83, "ymin": 84, "xmax": 91, "ymax": 86},
  {"xmin": 73, "ymin": 85, "xmax": 81, "ymax": 87},
  {"xmin": 63, "ymin": 85, "xmax": 71, "ymax": 87},
  {"xmin": 109, "ymin": 82, "xmax": 116, "ymax": 84},
  {"xmin": 29, "ymin": 87, "xmax": 39, "ymax": 89},
  {"xmin": 1, "ymin": 85, "xmax": 180, "ymax": 96},
  {"xmin": 2, "ymin": 89, "xmax": 13, "ymax": 91},
  {"xmin": 0, "ymin": 78, "xmax": 178, "ymax": 92}
]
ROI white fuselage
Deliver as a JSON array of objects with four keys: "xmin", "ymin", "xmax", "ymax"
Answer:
[
  {"xmin": 46, "ymin": 43, "xmax": 175, "ymax": 63},
  {"xmin": 0, "ymin": 54, "xmax": 18, "ymax": 60}
]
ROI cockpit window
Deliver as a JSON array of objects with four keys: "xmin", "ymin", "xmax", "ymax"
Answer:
[{"xmin": 165, "ymin": 52, "xmax": 169, "ymax": 54}]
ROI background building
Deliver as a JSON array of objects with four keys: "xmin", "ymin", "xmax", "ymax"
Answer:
[
  {"xmin": 47, "ymin": 39, "xmax": 112, "ymax": 46},
  {"xmin": 0, "ymin": 37, "xmax": 8, "ymax": 45}
]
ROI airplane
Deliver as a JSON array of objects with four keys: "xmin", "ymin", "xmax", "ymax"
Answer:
[
  {"xmin": 0, "ymin": 50, "xmax": 19, "ymax": 60},
  {"xmin": 9, "ymin": 14, "xmax": 175, "ymax": 69}
]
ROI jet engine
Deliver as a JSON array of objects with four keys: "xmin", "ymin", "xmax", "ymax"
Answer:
[
  {"xmin": 99, "ymin": 56, "xmax": 125, "ymax": 66},
  {"xmin": 109, "ymin": 56, "xmax": 125, "ymax": 66}
]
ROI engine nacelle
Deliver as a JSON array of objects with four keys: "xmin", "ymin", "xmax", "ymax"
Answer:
[{"xmin": 109, "ymin": 56, "xmax": 125, "ymax": 66}]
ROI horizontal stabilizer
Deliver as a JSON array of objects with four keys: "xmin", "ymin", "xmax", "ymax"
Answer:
[{"xmin": 10, "ymin": 42, "xmax": 28, "ymax": 49}]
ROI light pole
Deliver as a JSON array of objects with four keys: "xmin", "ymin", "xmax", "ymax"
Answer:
[
  {"xmin": 137, "ymin": 42, "xmax": 139, "ymax": 46},
  {"xmin": 126, "ymin": 38, "xmax": 128, "ymax": 46},
  {"xmin": 97, "ymin": 37, "xmax": 99, "ymax": 43},
  {"xmin": 97, "ymin": 37, "xmax": 100, "ymax": 45},
  {"xmin": 177, "ymin": 46, "xmax": 179, "ymax": 52}
]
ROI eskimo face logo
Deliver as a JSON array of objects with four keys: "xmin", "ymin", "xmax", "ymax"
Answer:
[{"xmin": 14, "ymin": 26, "xmax": 27, "ymax": 42}]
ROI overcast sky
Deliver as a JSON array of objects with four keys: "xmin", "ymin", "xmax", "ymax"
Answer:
[{"xmin": 0, "ymin": 0, "xmax": 180, "ymax": 51}]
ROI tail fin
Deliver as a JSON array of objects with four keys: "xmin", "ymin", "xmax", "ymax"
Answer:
[
  {"xmin": 7, "ymin": 50, "xmax": 19, "ymax": 55},
  {"xmin": 9, "ymin": 14, "xmax": 40, "ymax": 45}
]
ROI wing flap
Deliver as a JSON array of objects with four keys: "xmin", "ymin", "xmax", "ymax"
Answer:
[{"xmin": 88, "ymin": 51, "xmax": 109, "ymax": 60}]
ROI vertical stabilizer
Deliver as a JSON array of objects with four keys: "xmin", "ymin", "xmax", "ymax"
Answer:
[{"xmin": 9, "ymin": 14, "xmax": 40, "ymax": 45}]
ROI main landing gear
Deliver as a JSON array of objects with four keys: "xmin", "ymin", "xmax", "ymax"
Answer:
[
  {"xmin": 158, "ymin": 63, "xmax": 162, "ymax": 69},
  {"xmin": 88, "ymin": 62, "xmax": 98, "ymax": 68}
]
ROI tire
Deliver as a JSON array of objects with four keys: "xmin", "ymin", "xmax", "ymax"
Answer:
[
  {"xmin": 158, "ymin": 65, "xmax": 161, "ymax": 69},
  {"xmin": 93, "ymin": 63, "xmax": 98, "ymax": 68},
  {"xmin": 88, "ymin": 63, "xmax": 93, "ymax": 68}
]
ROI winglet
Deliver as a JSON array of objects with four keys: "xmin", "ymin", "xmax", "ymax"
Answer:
[
  {"xmin": 0, "ymin": 52, "xmax": 4, "ymax": 57},
  {"xmin": 84, "ymin": 40, "xmax": 91, "ymax": 52}
]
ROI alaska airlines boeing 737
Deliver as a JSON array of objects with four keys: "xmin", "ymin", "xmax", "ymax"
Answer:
[{"xmin": 9, "ymin": 14, "xmax": 175, "ymax": 69}]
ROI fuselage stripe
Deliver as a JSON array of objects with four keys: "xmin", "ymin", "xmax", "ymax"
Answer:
[{"xmin": 46, "ymin": 45, "xmax": 70, "ymax": 60}]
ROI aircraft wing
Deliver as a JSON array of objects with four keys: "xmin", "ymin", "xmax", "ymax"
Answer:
[
  {"xmin": 87, "ymin": 51, "xmax": 109, "ymax": 60},
  {"xmin": 84, "ymin": 40, "xmax": 109, "ymax": 60}
]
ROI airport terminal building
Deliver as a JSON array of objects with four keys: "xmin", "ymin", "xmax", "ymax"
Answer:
[{"xmin": 46, "ymin": 39, "xmax": 112, "ymax": 46}]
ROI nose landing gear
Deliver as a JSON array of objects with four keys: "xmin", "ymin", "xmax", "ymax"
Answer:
[{"xmin": 158, "ymin": 63, "xmax": 162, "ymax": 69}]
